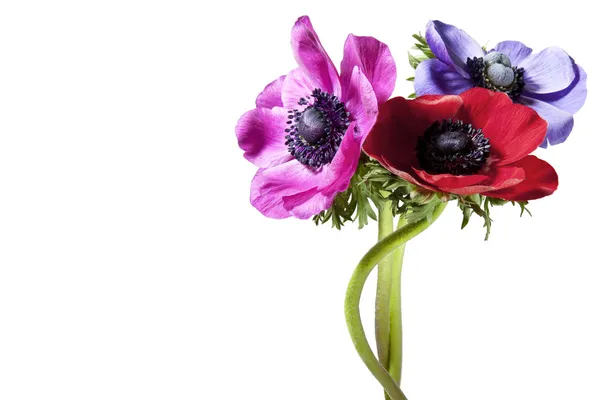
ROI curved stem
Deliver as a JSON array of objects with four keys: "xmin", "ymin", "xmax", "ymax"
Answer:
[
  {"xmin": 344, "ymin": 202, "xmax": 447, "ymax": 400},
  {"xmin": 388, "ymin": 216, "xmax": 408, "ymax": 386},
  {"xmin": 375, "ymin": 201, "xmax": 394, "ymax": 371}
]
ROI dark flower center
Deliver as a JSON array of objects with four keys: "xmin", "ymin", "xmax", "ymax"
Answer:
[
  {"xmin": 416, "ymin": 119, "xmax": 490, "ymax": 175},
  {"xmin": 285, "ymin": 89, "xmax": 350, "ymax": 168},
  {"xmin": 467, "ymin": 51, "xmax": 525, "ymax": 98}
]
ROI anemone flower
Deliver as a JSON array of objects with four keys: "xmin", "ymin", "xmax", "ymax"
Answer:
[
  {"xmin": 236, "ymin": 16, "xmax": 396, "ymax": 218},
  {"xmin": 414, "ymin": 20, "xmax": 587, "ymax": 147},
  {"xmin": 363, "ymin": 88, "xmax": 558, "ymax": 201}
]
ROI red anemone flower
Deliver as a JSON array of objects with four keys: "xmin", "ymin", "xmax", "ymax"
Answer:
[{"xmin": 363, "ymin": 88, "xmax": 558, "ymax": 201}]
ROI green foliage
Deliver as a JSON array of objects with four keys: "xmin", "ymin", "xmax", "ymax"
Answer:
[
  {"xmin": 314, "ymin": 157, "xmax": 534, "ymax": 239},
  {"xmin": 407, "ymin": 32, "xmax": 435, "ymax": 70},
  {"xmin": 313, "ymin": 158, "xmax": 446, "ymax": 230},
  {"xmin": 457, "ymin": 195, "xmax": 532, "ymax": 240}
]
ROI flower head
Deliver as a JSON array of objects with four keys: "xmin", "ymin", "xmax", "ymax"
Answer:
[
  {"xmin": 236, "ymin": 16, "xmax": 396, "ymax": 219},
  {"xmin": 414, "ymin": 20, "xmax": 587, "ymax": 147},
  {"xmin": 363, "ymin": 88, "xmax": 558, "ymax": 201}
]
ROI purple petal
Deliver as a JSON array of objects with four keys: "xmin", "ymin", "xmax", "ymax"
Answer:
[
  {"xmin": 291, "ymin": 16, "xmax": 341, "ymax": 97},
  {"xmin": 425, "ymin": 20, "xmax": 453, "ymax": 66},
  {"xmin": 491, "ymin": 41, "xmax": 533, "ymax": 66},
  {"xmin": 521, "ymin": 47, "xmax": 576, "ymax": 94},
  {"xmin": 340, "ymin": 34, "xmax": 396, "ymax": 104},
  {"xmin": 414, "ymin": 58, "xmax": 473, "ymax": 96},
  {"xmin": 236, "ymin": 107, "xmax": 292, "ymax": 168},
  {"xmin": 281, "ymin": 68, "xmax": 314, "ymax": 111},
  {"xmin": 343, "ymin": 67, "xmax": 378, "ymax": 145},
  {"xmin": 520, "ymin": 96, "xmax": 574, "ymax": 146},
  {"xmin": 525, "ymin": 64, "xmax": 587, "ymax": 114},
  {"xmin": 431, "ymin": 20, "xmax": 484, "ymax": 78},
  {"xmin": 256, "ymin": 75, "xmax": 285, "ymax": 109}
]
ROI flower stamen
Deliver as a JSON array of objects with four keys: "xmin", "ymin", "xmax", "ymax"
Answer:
[
  {"xmin": 285, "ymin": 89, "xmax": 350, "ymax": 168},
  {"xmin": 416, "ymin": 119, "xmax": 490, "ymax": 175},
  {"xmin": 467, "ymin": 52, "xmax": 525, "ymax": 98}
]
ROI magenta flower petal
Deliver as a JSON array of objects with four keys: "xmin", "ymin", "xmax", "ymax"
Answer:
[
  {"xmin": 519, "ymin": 96, "xmax": 574, "ymax": 146},
  {"xmin": 431, "ymin": 20, "xmax": 484, "ymax": 78},
  {"xmin": 414, "ymin": 59, "xmax": 473, "ymax": 96},
  {"xmin": 340, "ymin": 34, "xmax": 396, "ymax": 104},
  {"xmin": 238, "ymin": 16, "xmax": 390, "ymax": 219},
  {"xmin": 291, "ymin": 16, "xmax": 341, "ymax": 97},
  {"xmin": 250, "ymin": 160, "xmax": 317, "ymax": 219},
  {"xmin": 343, "ymin": 67, "xmax": 378, "ymax": 145},
  {"xmin": 236, "ymin": 107, "xmax": 292, "ymax": 168},
  {"xmin": 521, "ymin": 47, "xmax": 576, "ymax": 94},
  {"xmin": 281, "ymin": 188, "xmax": 332, "ymax": 219},
  {"xmin": 425, "ymin": 21, "xmax": 453, "ymax": 67},
  {"xmin": 281, "ymin": 68, "xmax": 314, "ymax": 111},
  {"xmin": 319, "ymin": 122, "xmax": 361, "ymax": 193},
  {"xmin": 491, "ymin": 41, "xmax": 533, "ymax": 65},
  {"xmin": 250, "ymin": 121, "xmax": 360, "ymax": 219},
  {"xmin": 256, "ymin": 75, "xmax": 286, "ymax": 109}
]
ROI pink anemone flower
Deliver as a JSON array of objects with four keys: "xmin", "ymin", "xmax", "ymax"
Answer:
[{"xmin": 235, "ymin": 16, "xmax": 396, "ymax": 219}]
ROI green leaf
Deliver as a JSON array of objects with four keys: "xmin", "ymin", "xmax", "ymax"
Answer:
[
  {"xmin": 412, "ymin": 33, "xmax": 427, "ymax": 46},
  {"xmin": 461, "ymin": 206, "xmax": 472, "ymax": 229},
  {"xmin": 408, "ymin": 52, "xmax": 421, "ymax": 69},
  {"xmin": 518, "ymin": 201, "xmax": 532, "ymax": 217}
]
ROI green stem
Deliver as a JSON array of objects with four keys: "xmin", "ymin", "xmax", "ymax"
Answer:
[
  {"xmin": 375, "ymin": 201, "xmax": 394, "ymax": 372},
  {"xmin": 388, "ymin": 216, "xmax": 408, "ymax": 386},
  {"xmin": 344, "ymin": 202, "xmax": 447, "ymax": 400}
]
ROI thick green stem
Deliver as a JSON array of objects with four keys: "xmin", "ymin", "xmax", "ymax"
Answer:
[
  {"xmin": 345, "ymin": 202, "xmax": 446, "ymax": 400},
  {"xmin": 375, "ymin": 202, "xmax": 394, "ymax": 371},
  {"xmin": 388, "ymin": 216, "xmax": 408, "ymax": 386}
]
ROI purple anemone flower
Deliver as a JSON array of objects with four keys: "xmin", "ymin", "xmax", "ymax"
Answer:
[
  {"xmin": 414, "ymin": 20, "xmax": 587, "ymax": 147},
  {"xmin": 236, "ymin": 16, "xmax": 396, "ymax": 219}
]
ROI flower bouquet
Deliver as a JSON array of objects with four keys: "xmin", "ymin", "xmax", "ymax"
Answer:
[{"xmin": 235, "ymin": 16, "xmax": 586, "ymax": 399}]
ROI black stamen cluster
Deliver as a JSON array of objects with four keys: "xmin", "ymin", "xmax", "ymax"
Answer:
[
  {"xmin": 467, "ymin": 57, "xmax": 525, "ymax": 99},
  {"xmin": 285, "ymin": 89, "xmax": 351, "ymax": 168},
  {"xmin": 416, "ymin": 119, "xmax": 490, "ymax": 175}
]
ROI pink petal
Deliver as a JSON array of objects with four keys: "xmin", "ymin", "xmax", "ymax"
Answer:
[
  {"xmin": 282, "ymin": 188, "xmax": 334, "ymax": 220},
  {"xmin": 250, "ymin": 161, "xmax": 317, "ymax": 219},
  {"xmin": 283, "ymin": 124, "xmax": 361, "ymax": 218},
  {"xmin": 250, "ymin": 123, "xmax": 361, "ymax": 220},
  {"xmin": 319, "ymin": 122, "xmax": 361, "ymax": 193},
  {"xmin": 236, "ymin": 107, "xmax": 292, "ymax": 168},
  {"xmin": 343, "ymin": 66, "xmax": 378, "ymax": 145},
  {"xmin": 341, "ymin": 34, "xmax": 396, "ymax": 104},
  {"xmin": 291, "ymin": 16, "xmax": 341, "ymax": 97},
  {"xmin": 256, "ymin": 75, "xmax": 285, "ymax": 109},
  {"xmin": 281, "ymin": 68, "xmax": 314, "ymax": 111}
]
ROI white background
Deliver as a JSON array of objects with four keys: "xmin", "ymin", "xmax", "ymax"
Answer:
[{"xmin": 0, "ymin": 1, "xmax": 598, "ymax": 399}]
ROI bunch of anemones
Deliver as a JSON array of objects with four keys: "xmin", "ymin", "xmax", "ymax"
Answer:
[{"xmin": 234, "ymin": 16, "xmax": 587, "ymax": 400}]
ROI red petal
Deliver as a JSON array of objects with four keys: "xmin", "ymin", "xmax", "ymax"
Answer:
[
  {"xmin": 482, "ymin": 104, "xmax": 547, "ymax": 165},
  {"xmin": 412, "ymin": 169, "xmax": 487, "ymax": 190},
  {"xmin": 457, "ymin": 88, "xmax": 547, "ymax": 166},
  {"xmin": 456, "ymin": 88, "xmax": 513, "ymax": 129},
  {"xmin": 380, "ymin": 157, "xmax": 437, "ymax": 192},
  {"xmin": 363, "ymin": 95, "xmax": 463, "ymax": 172},
  {"xmin": 483, "ymin": 156, "xmax": 558, "ymax": 201},
  {"xmin": 412, "ymin": 165, "xmax": 524, "ymax": 195}
]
